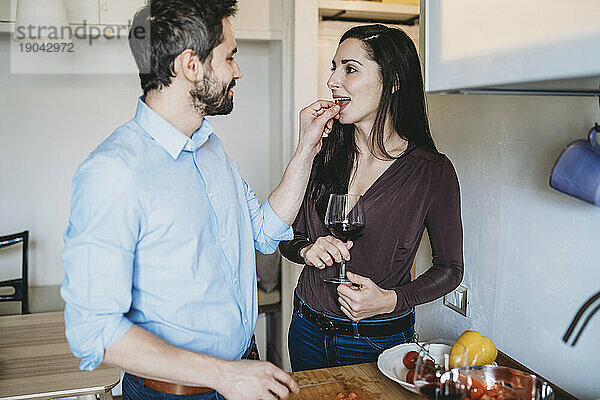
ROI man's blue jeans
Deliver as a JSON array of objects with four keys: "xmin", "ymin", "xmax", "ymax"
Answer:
[
  {"xmin": 122, "ymin": 374, "xmax": 227, "ymax": 400},
  {"xmin": 288, "ymin": 296, "xmax": 415, "ymax": 372},
  {"xmin": 122, "ymin": 337, "xmax": 257, "ymax": 400}
]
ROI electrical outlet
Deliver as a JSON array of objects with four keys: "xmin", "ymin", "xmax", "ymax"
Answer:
[{"xmin": 443, "ymin": 285, "xmax": 468, "ymax": 316}]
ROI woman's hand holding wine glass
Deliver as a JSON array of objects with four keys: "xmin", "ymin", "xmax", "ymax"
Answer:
[
  {"xmin": 336, "ymin": 272, "xmax": 398, "ymax": 321},
  {"xmin": 299, "ymin": 236, "xmax": 353, "ymax": 270}
]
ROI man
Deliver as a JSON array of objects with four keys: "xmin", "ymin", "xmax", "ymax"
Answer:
[{"xmin": 60, "ymin": 1, "xmax": 339, "ymax": 399}]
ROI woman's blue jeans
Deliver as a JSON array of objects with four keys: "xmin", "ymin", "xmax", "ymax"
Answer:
[{"xmin": 288, "ymin": 296, "xmax": 415, "ymax": 372}]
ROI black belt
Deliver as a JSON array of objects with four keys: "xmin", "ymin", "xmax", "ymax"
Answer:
[{"xmin": 294, "ymin": 294, "xmax": 414, "ymax": 337}]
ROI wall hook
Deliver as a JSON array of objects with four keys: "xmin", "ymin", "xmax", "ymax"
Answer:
[{"xmin": 563, "ymin": 290, "xmax": 600, "ymax": 346}]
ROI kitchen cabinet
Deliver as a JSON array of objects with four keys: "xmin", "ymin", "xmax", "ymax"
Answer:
[
  {"xmin": 422, "ymin": 0, "xmax": 600, "ymax": 93},
  {"xmin": 319, "ymin": 0, "xmax": 419, "ymax": 22},
  {"xmin": 89, "ymin": 0, "xmax": 285, "ymax": 39},
  {"xmin": 0, "ymin": 0, "xmax": 16, "ymax": 33},
  {"xmin": 98, "ymin": 0, "xmax": 144, "ymax": 26},
  {"xmin": 63, "ymin": 0, "xmax": 99, "ymax": 25},
  {"xmin": 232, "ymin": 0, "xmax": 283, "ymax": 40},
  {"xmin": 64, "ymin": 0, "xmax": 143, "ymax": 26},
  {"xmin": 2, "ymin": 0, "xmax": 282, "ymax": 40},
  {"xmin": 1, "ymin": 0, "xmax": 141, "ymax": 31}
]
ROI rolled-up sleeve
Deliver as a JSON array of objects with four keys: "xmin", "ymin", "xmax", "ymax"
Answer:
[
  {"xmin": 243, "ymin": 179, "xmax": 293, "ymax": 254},
  {"xmin": 60, "ymin": 156, "xmax": 139, "ymax": 371}
]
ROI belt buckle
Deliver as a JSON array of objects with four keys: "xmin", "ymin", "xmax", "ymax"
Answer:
[{"xmin": 316, "ymin": 316, "xmax": 335, "ymax": 335}]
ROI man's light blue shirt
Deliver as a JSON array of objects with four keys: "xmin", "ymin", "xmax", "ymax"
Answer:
[{"xmin": 61, "ymin": 98, "xmax": 293, "ymax": 370}]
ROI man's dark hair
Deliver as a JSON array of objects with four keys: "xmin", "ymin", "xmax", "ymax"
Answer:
[{"xmin": 129, "ymin": 0, "xmax": 238, "ymax": 96}]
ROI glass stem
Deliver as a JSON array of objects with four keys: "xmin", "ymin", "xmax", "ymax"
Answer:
[{"xmin": 339, "ymin": 259, "xmax": 346, "ymax": 280}]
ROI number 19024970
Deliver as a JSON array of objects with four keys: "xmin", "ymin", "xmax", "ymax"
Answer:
[{"xmin": 18, "ymin": 42, "xmax": 74, "ymax": 53}]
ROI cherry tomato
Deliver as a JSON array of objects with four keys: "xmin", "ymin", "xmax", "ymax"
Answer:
[
  {"xmin": 402, "ymin": 351, "xmax": 419, "ymax": 370},
  {"xmin": 422, "ymin": 359, "xmax": 436, "ymax": 373},
  {"xmin": 406, "ymin": 369, "xmax": 415, "ymax": 383}
]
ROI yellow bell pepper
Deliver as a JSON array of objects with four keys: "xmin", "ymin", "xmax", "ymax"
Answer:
[{"xmin": 449, "ymin": 330, "xmax": 497, "ymax": 368}]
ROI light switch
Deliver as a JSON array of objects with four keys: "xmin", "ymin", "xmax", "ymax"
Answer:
[
  {"xmin": 443, "ymin": 285, "xmax": 468, "ymax": 316},
  {"xmin": 455, "ymin": 291, "xmax": 463, "ymax": 307}
]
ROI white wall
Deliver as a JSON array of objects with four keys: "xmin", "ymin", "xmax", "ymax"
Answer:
[
  {"xmin": 0, "ymin": 36, "xmax": 279, "ymax": 289},
  {"xmin": 415, "ymin": 93, "xmax": 600, "ymax": 399}
]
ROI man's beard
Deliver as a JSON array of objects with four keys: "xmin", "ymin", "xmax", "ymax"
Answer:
[{"xmin": 190, "ymin": 70, "xmax": 235, "ymax": 116}]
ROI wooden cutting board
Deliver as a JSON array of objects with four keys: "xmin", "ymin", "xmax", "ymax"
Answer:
[{"xmin": 289, "ymin": 362, "xmax": 422, "ymax": 400}]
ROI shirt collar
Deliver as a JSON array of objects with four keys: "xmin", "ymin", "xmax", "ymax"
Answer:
[{"xmin": 134, "ymin": 96, "xmax": 213, "ymax": 159}]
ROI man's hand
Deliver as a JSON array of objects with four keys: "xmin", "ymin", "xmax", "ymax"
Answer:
[
  {"xmin": 267, "ymin": 100, "xmax": 340, "ymax": 225},
  {"xmin": 300, "ymin": 236, "xmax": 353, "ymax": 269},
  {"xmin": 337, "ymin": 272, "xmax": 397, "ymax": 321},
  {"xmin": 215, "ymin": 359, "xmax": 299, "ymax": 400},
  {"xmin": 296, "ymin": 100, "xmax": 340, "ymax": 159}
]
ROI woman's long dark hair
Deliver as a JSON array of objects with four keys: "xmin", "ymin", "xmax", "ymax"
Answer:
[{"xmin": 308, "ymin": 24, "xmax": 437, "ymax": 220}]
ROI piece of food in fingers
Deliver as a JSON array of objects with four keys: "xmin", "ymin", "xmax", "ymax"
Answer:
[
  {"xmin": 318, "ymin": 101, "xmax": 339, "ymax": 137},
  {"xmin": 333, "ymin": 96, "xmax": 351, "ymax": 111}
]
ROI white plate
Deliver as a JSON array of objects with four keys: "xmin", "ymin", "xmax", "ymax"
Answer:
[{"xmin": 377, "ymin": 342, "xmax": 452, "ymax": 394}]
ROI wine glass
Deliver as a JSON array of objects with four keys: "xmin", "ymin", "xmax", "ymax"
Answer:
[
  {"xmin": 323, "ymin": 193, "xmax": 365, "ymax": 284},
  {"xmin": 413, "ymin": 339, "xmax": 470, "ymax": 400}
]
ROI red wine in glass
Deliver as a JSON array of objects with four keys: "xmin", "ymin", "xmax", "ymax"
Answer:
[
  {"xmin": 414, "ymin": 341, "xmax": 470, "ymax": 400},
  {"xmin": 327, "ymin": 222, "xmax": 364, "ymax": 242},
  {"xmin": 419, "ymin": 383, "xmax": 467, "ymax": 400},
  {"xmin": 323, "ymin": 194, "xmax": 365, "ymax": 284}
]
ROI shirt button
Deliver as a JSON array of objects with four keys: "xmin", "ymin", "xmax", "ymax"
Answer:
[
  {"xmin": 234, "ymin": 276, "xmax": 239, "ymax": 282},
  {"xmin": 244, "ymin": 318, "xmax": 248, "ymax": 324},
  {"xmin": 209, "ymin": 192, "xmax": 213, "ymax": 198},
  {"xmin": 221, "ymin": 236, "xmax": 226, "ymax": 242}
]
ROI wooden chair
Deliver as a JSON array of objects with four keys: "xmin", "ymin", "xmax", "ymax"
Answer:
[{"xmin": 0, "ymin": 231, "xmax": 29, "ymax": 314}]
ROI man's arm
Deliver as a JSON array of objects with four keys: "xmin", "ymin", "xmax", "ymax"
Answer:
[
  {"xmin": 62, "ymin": 158, "xmax": 297, "ymax": 400},
  {"xmin": 268, "ymin": 101, "xmax": 340, "ymax": 225},
  {"xmin": 104, "ymin": 325, "xmax": 297, "ymax": 400}
]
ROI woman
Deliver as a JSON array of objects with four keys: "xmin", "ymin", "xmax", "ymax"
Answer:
[{"xmin": 279, "ymin": 24, "xmax": 464, "ymax": 371}]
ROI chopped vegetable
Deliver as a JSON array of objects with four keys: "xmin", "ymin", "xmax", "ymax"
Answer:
[{"xmin": 336, "ymin": 392, "xmax": 358, "ymax": 400}]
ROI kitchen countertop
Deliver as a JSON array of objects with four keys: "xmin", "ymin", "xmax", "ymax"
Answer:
[
  {"xmin": 0, "ymin": 311, "xmax": 118, "ymax": 400},
  {"xmin": 289, "ymin": 362, "xmax": 422, "ymax": 400}
]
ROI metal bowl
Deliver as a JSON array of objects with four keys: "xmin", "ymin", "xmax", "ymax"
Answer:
[{"xmin": 442, "ymin": 365, "xmax": 554, "ymax": 400}]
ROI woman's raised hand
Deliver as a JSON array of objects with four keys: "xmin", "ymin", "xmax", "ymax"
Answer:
[{"xmin": 299, "ymin": 235, "xmax": 352, "ymax": 270}]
